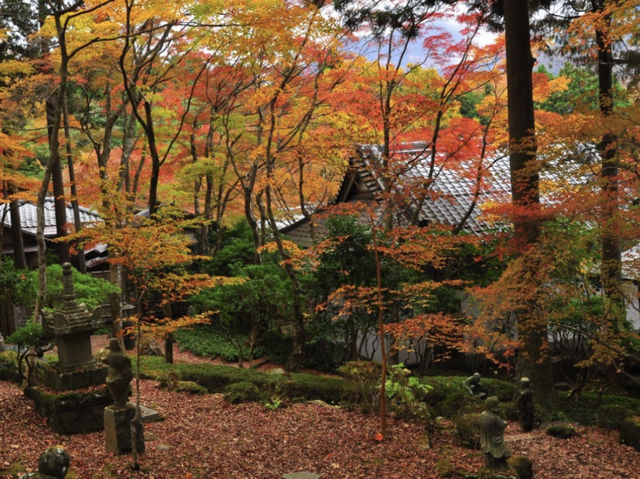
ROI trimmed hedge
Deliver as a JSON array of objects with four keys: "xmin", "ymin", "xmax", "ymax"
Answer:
[
  {"xmin": 557, "ymin": 392, "xmax": 640, "ymax": 426},
  {"xmin": 138, "ymin": 356, "xmax": 355, "ymax": 404}
]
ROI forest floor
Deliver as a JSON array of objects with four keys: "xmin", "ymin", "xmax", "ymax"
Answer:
[
  {"xmin": 1, "ymin": 338, "xmax": 638, "ymax": 478},
  {"xmin": 1, "ymin": 379, "xmax": 639, "ymax": 478}
]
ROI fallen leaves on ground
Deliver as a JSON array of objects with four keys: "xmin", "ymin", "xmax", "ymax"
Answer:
[{"xmin": 0, "ymin": 379, "xmax": 638, "ymax": 478}]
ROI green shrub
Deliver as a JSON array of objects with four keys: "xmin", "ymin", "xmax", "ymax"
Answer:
[
  {"xmin": 420, "ymin": 375, "xmax": 515, "ymax": 419},
  {"xmin": 596, "ymin": 404, "xmax": 628, "ymax": 429},
  {"xmin": 545, "ymin": 424, "xmax": 578, "ymax": 439},
  {"xmin": 223, "ymin": 381, "xmax": 266, "ymax": 404},
  {"xmin": 619, "ymin": 416, "xmax": 640, "ymax": 451},
  {"xmin": 177, "ymin": 380, "xmax": 207, "ymax": 395},
  {"xmin": 338, "ymin": 360, "xmax": 379, "ymax": 411},
  {"xmin": 138, "ymin": 356, "xmax": 355, "ymax": 404},
  {"xmin": 455, "ymin": 412, "xmax": 481, "ymax": 449},
  {"xmin": 556, "ymin": 391, "xmax": 640, "ymax": 426},
  {"xmin": 0, "ymin": 351, "xmax": 18, "ymax": 381},
  {"xmin": 175, "ymin": 325, "xmax": 265, "ymax": 362}
]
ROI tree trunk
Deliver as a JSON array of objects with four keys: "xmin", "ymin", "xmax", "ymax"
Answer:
[
  {"xmin": 63, "ymin": 94, "xmax": 86, "ymax": 272},
  {"xmin": 595, "ymin": 2, "xmax": 623, "ymax": 332},
  {"xmin": 8, "ymin": 191, "xmax": 26, "ymax": 269},
  {"xmin": 46, "ymin": 95, "xmax": 70, "ymax": 263},
  {"xmin": 503, "ymin": 0, "xmax": 554, "ymax": 405}
]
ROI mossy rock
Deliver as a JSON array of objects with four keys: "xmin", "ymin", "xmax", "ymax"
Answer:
[
  {"xmin": 223, "ymin": 381, "xmax": 265, "ymax": 404},
  {"xmin": 596, "ymin": 404, "xmax": 628, "ymax": 429},
  {"xmin": 545, "ymin": 424, "xmax": 578, "ymax": 439},
  {"xmin": 25, "ymin": 386, "xmax": 112, "ymax": 434},
  {"xmin": 477, "ymin": 469, "xmax": 517, "ymax": 479},
  {"xmin": 507, "ymin": 455, "xmax": 533, "ymax": 479},
  {"xmin": 455, "ymin": 413, "xmax": 481, "ymax": 449},
  {"xmin": 435, "ymin": 445, "xmax": 475, "ymax": 478},
  {"xmin": 619, "ymin": 416, "xmax": 640, "ymax": 451},
  {"xmin": 177, "ymin": 380, "xmax": 207, "ymax": 395}
]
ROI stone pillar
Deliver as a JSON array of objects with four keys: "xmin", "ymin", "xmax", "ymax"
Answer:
[{"xmin": 104, "ymin": 404, "xmax": 143, "ymax": 455}]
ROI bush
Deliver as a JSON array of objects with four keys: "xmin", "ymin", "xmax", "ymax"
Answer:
[
  {"xmin": 596, "ymin": 404, "xmax": 628, "ymax": 429},
  {"xmin": 0, "ymin": 351, "xmax": 18, "ymax": 381},
  {"xmin": 455, "ymin": 412, "xmax": 481, "ymax": 449},
  {"xmin": 175, "ymin": 326, "xmax": 263, "ymax": 362},
  {"xmin": 138, "ymin": 356, "xmax": 355, "ymax": 405},
  {"xmin": 556, "ymin": 391, "xmax": 640, "ymax": 426},
  {"xmin": 223, "ymin": 381, "xmax": 266, "ymax": 404},
  {"xmin": 619, "ymin": 416, "xmax": 640, "ymax": 451},
  {"xmin": 177, "ymin": 380, "xmax": 207, "ymax": 395},
  {"xmin": 545, "ymin": 424, "xmax": 578, "ymax": 439}
]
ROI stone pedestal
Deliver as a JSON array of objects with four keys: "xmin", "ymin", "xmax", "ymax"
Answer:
[{"xmin": 104, "ymin": 404, "xmax": 144, "ymax": 455}]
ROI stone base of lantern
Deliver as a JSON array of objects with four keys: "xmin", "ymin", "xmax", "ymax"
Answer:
[
  {"xmin": 40, "ymin": 361, "xmax": 107, "ymax": 391},
  {"xmin": 25, "ymin": 385, "xmax": 112, "ymax": 435}
]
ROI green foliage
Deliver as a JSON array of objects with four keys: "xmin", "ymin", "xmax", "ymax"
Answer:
[
  {"xmin": 264, "ymin": 396, "xmax": 284, "ymax": 410},
  {"xmin": 0, "ymin": 257, "xmax": 33, "ymax": 306},
  {"xmin": 556, "ymin": 391, "xmax": 640, "ymax": 425},
  {"xmin": 338, "ymin": 360, "xmax": 380, "ymax": 412},
  {"xmin": 596, "ymin": 404, "xmax": 629, "ymax": 429},
  {"xmin": 0, "ymin": 351, "xmax": 18, "ymax": 381},
  {"xmin": 422, "ymin": 375, "xmax": 515, "ymax": 418},
  {"xmin": 7, "ymin": 319, "xmax": 48, "ymax": 348},
  {"xmin": 223, "ymin": 381, "xmax": 265, "ymax": 404},
  {"xmin": 189, "ymin": 261, "xmax": 292, "ymax": 363},
  {"xmin": 175, "ymin": 326, "xmax": 265, "ymax": 362},
  {"xmin": 138, "ymin": 356, "xmax": 354, "ymax": 404},
  {"xmin": 176, "ymin": 380, "xmax": 207, "ymax": 395},
  {"xmin": 454, "ymin": 412, "xmax": 481, "ymax": 449},
  {"xmin": 202, "ymin": 219, "xmax": 255, "ymax": 276},
  {"xmin": 545, "ymin": 424, "xmax": 578, "ymax": 439},
  {"xmin": 385, "ymin": 363, "xmax": 432, "ymax": 420},
  {"xmin": 537, "ymin": 62, "xmax": 628, "ymax": 114},
  {"xmin": 32, "ymin": 263, "xmax": 120, "ymax": 311}
]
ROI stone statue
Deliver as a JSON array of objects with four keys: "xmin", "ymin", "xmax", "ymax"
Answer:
[
  {"xmin": 516, "ymin": 377, "xmax": 535, "ymax": 432},
  {"xmin": 103, "ymin": 338, "xmax": 132, "ymax": 408},
  {"xmin": 462, "ymin": 372, "xmax": 487, "ymax": 399},
  {"xmin": 20, "ymin": 446, "xmax": 70, "ymax": 479},
  {"xmin": 478, "ymin": 396, "xmax": 511, "ymax": 470}
]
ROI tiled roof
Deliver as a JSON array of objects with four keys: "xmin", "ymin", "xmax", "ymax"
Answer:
[
  {"xmin": 356, "ymin": 143, "xmax": 512, "ymax": 234},
  {"xmin": 0, "ymin": 198, "xmax": 102, "ymax": 237}
]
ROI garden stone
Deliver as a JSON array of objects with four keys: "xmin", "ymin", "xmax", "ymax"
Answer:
[
  {"xmin": 139, "ymin": 404, "xmax": 163, "ymax": 423},
  {"xmin": 19, "ymin": 446, "xmax": 70, "ymax": 479},
  {"xmin": 282, "ymin": 473, "xmax": 321, "ymax": 479}
]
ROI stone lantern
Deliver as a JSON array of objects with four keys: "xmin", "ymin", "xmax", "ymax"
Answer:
[{"xmin": 42, "ymin": 263, "xmax": 111, "ymax": 391}]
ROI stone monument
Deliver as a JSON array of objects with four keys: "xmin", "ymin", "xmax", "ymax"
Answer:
[
  {"xmin": 42, "ymin": 263, "xmax": 110, "ymax": 390},
  {"xmin": 478, "ymin": 396, "xmax": 511, "ymax": 470},
  {"xmin": 28, "ymin": 263, "xmax": 114, "ymax": 434},
  {"xmin": 19, "ymin": 446, "xmax": 70, "ymax": 479},
  {"xmin": 515, "ymin": 377, "xmax": 534, "ymax": 432},
  {"xmin": 103, "ymin": 338, "xmax": 144, "ymax": 455}
]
